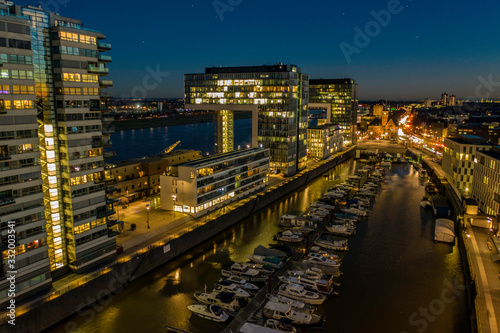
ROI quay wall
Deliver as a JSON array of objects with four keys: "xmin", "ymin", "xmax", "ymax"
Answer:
[{"xmin": 0, "ymin": 148, "xmax": 355, "ymax": 333}]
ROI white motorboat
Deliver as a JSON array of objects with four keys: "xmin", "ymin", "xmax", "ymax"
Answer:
[
  {"xmin": 278, "ymin": 275, "xmax": 336, "ymax": 296},
  {"xmin": 342, "ymin": 207, "xmax": 367, "ymax": 216},
  {"xmin": 187, "ymin": 304, "xmax": 230, "ymax": 322},
  {"xmin": 248, "ymin": 255, "xmax": 283, "ymax": 269},
  {"xmin": 303, "ymin": 253, "xmax": 341, "ymax": 268},
  {"xmin": 223, "ymin": 276, "xmax": 259, "ymax": 292},
  {"xmin": 326, "ymin": 224, "xmax": 355, "ymax": 236},
  {"xmin": 314, "ymin": 239, "xmax": 349, "ymax": 251},
  {"xmin": 221, "ymin": 262, "xmax": 268, "ymax": 282},
  {"xmin": 274, "ymin": 230, "xmax": 303, "ymax": 243},
  {"xmin": 278, "ymin": 214, "xmax": 317, "ymax": 229},
  {"xmin": 309, "ymin": 246, "xmax": 342, "ymax": 261},
  {"xmin": 266, "ymin": 294, "xmax": 316, "ymax": 313},
  {"xmin": 193, "ymin": 290, "xmax": 240, "ymax": 312},
  {"xmin": 277, "ymin": 283, "xmax": 327, "ymax": 305},
  {"xmin": 264, "ymin": 319, "xmax": 298, "ymax": 333},
  {"xmin": 213, "ymin": 280, "xmax": 251, "ymax": 298},
  {"xmin": 288, "ymin": 267, "xmax": 337, "ymax": 283},
  {"xmin": 262, "ymin": 301, "xmax": 323, "ymax": 327},
  {"xmin": 380, "ymin": 161, "xmax": 391, "ymax": 167}
]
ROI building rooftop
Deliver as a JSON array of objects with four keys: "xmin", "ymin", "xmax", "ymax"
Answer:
[
  {"xmin": 112, "ymin": 149, "xmax": 200, "ymax": 167},
  {"xmin": 446, "ymin": 135, "xmax": 489, "ymax": 145},
  {"xmin": 177, "ymin": 148, "xmax": 267, "ymax": 168},
  {"xmin": 310, "ymin": 78, "xmax": 355, "ymax": 85},
  {"xmin": 477, "ymin": 147, "xmax": 500, "ymax": 160},
  {"xmin": 190, "ymin": 64, "xmax": 299, "ymax": 75}
]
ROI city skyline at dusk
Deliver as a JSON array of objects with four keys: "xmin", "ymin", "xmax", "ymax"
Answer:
[{"xmin": 14, "ymin": 0, "xmax": 500, "ymax": 100}]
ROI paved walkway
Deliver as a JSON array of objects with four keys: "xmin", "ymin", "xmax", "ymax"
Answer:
[{"xmin": 414, "ymin": 146, "xmax": 500, "ymax": 333}]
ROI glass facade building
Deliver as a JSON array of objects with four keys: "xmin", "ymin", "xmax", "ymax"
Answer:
[
  {"xmin": 184, "ymin": 64, "xmax": 309, "ymax": 176},
  {"xmin": 309, "ymin": 79, "xmax": 358, "ymax": 143},
  {"xmin": 0, "ymin": 1, "xmax": 114, "ymax": 305}
]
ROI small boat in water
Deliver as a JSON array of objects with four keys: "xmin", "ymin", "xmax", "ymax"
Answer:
[
  {"xmin": 314, "ymin": 239, "xmax": 349, "ymax": 251},
  {"xmin": 248, "ymin": 255, "xmax": 283, "ymax": 269},
  {"xmin": 326, "ymin": 224, "xmax": 355, "ymax": 236},
  {"xmin": 277, "ymin": 283, "xmax": 327, "ymax": 305},
  {"xmin": 278, "ymin": 275, "xmax": 336, "ymax": 296},
  {"xmin": 221, "ymin": 262, "xmax": 268, "ymax": 282},
  {"xmin": 213, "ymin": 280, "xmax": 251, "ymax": 298},
  {"xmin": 420, "ymin": 200, "xmax": 432, "ymax": 209},
  {"xmin": 193, "ymin": 290, "xmax": 240, "ymax": 312},
  {"xmin": 274, "ymin": 230, "xmax": 303, "ymax": 243},
  {"xmin": 262, "ymin": 301, "xmax": 323, "ymax": 327},
  {"xmin": 187, "ymin": 304, "xmax": 230, "ymax": 322},
  {"xmin": 266, "ymin": 294, "xmax": 316, "ymax": 313},
  {"xmin": 222, "ymin": 276, "xmax": 259, "ymax": 292}
]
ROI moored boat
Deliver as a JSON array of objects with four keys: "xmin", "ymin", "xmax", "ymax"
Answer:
[
  {"xmin": 187, "ymin": 304, "xmax": 230, "ymax": 322},
  {"xmin": 277, "ymin": 283, "xmax": 327, "ymax": 305}
]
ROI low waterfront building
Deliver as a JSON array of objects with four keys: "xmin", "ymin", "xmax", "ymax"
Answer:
[
  {"xmin": 307, "ymin": 122, "xmax": 343, "ymax": 159},
  {"xmin": 160, "ymin": 148, "xmax": 270, "ymax": 217},
  {"xmin": 105, "ymin": 150, "xmax": 202, "ymax": 207},
  {"xmin": 442, "ymin": 135, "xmax": 492, "ymax": 195},
  {"xmin": 471, "ymin": 147, "xmax": 500, "ymax": 217}
]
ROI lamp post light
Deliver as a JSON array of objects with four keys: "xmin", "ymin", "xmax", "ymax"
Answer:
[{"xmin": 146, "ymin": 204, "xmax": 150, "ymax": 229}]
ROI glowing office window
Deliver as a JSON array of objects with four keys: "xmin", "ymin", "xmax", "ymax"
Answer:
[
  {"xmin": 48, "ymin": 176, "xmax": 57, "ymax": 185},
  {"xmin": 44, "ymin": 125, "xmax": 53, "ymax": 133},
  {"xmin": 50, "ymin": 200, "xmax": 59, "ymax": 210},
  {"xmin": 45, "ymin": 138, "xmax": 54, "ymax": 148},
  {"xmin": 51, "ymin": 213, "xmax": 60, "ymax": 222}
]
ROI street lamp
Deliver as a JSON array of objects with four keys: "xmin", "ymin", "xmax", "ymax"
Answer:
[{"xmin": 146, "ymin": 204, "xmax": 150, "ymax": 229}]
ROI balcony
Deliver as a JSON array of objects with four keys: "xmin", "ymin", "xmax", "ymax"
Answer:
[
  {"xmin": 106, "ymin": 197, "xmax": 119, "ymax": 205},
  {"xmin": 97, "ymin": 209, "xmax": 115, "ymax": 218},
  {"xmin": 0, "ymin": 196, "xmax": 14, "ymax": 206},
  {"xmin": 102, "ymin": 137, "xmax": 112, "ymax": 147},
  {"xmin": 91, "ymin": 139, "xmax": 103, "ymax": 148},
  {"xmin": 98, "ymin": 42, "xmax": 111, "ymax": 50},
  {"xmin": 88, "ymin": 65, "xmax": 109, "ymax": 74},
  {"xmin": 98, "ymin": 54, "xmax": 112, "ymax": 62},
  {"xmin": 100, "ymin": 80, "xmax": 113, "ymax": 87},
  {"xmin": 101, "ymin": 92, "xmax": 113, "ymax": 98}
]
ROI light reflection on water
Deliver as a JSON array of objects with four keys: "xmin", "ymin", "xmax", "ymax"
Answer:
[{"xmin": 48, "ymin": 161, "xmax": 469, "ymax": 333}]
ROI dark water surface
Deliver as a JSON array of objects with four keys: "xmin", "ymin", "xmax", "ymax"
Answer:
[
  {"xmin": 49, "ymin": 161, "xmax": 470, "ymax": 333},
  {"xmin": 109, "ymin": 118, "xmax": 253, "ymax": 162}
]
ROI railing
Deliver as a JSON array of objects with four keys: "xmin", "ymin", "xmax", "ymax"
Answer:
[
  {"xmin": 98, "ymin": 42, "xmax": 111, "ymax": 50},
  {"xmin": 98, "ymin": 55, "xmax": 112, "ymax": 62},
  {"xmin": 88, "ymin": 66, "xmax": 109, "ymax": 74},
  {"xmin": 100, "ymin": 80, "xmax": 113, "ymax": 86}
]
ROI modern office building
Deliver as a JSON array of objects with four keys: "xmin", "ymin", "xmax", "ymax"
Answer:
[
  {"xmin": 0, "ymin": 1, "xmax": 114, "ymax": 305},
  {"xmin": 441, "ymin": 93, "xmax": 448, "ymax": 105},
  {"xmin": 0, "ymin": 5, "xmax": 51, "ymax": 304},
  {"xmin": 309, "ymin": 79, "xmax": 358, "ymax": 143},
  {"xmin": 307, "ymin": 122, "xmax": 343, "ymax": 159},
  {"xmin": 471, "ymin": 147, "xmax": 500, "ymax": 217},
  {"xmin": 160, "ymin": 148, "xmax": 270, "ymax": 217},
  {"xmin": 184, "ymin": 64, "xmax": 309, "ymax": 176},
  {"xmin": 442, "ymin": 135, "xmax": 492, "ymax": 195}
]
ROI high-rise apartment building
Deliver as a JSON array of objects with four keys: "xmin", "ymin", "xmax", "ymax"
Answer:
[
  {"xmin": 184, "ymin": 64, "xmax": 309, "ymax": 176},
  {"xmin": 0, "ymin": 2, "xmax": 114, "ymax": 305},
  {"xmin": 309, "ymin": 79, "xmax": 358, "ymax": 143}
]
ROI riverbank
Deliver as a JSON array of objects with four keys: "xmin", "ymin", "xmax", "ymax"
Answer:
[
  {"xmin": 113, "ymin": 112, "xmax": 252, "ymax": 131},
  {"xmin": 0, "ymin": 148, "xmax": 355, "ymax": 333}
]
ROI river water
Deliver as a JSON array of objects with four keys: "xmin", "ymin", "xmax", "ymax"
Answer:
[
  {"xmin": 48, "ymin": 160, "xmax": 470, "ymax": 333},
  {"xmin": 108, "ymin": 118, "xmax": 253, "ymax": 162}
]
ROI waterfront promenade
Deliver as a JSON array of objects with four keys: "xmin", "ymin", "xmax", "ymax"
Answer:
[{"xmin": 408, "ymin": 146, "xmax": 500, "ymax": 333}]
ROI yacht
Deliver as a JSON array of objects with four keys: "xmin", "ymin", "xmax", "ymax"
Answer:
[
  {"xmin": 278, "ymin": 214, "xmax": 317, "ymax": 229},
  {"xmin": 314, "ymin": 239, "xmax": 349, "ymax": 251},
  {"xmin": 248, "ymin": 255, "xmax": 283, "ymax": 269},
  {"xmin": 187, "ymin": 304, "xmax": 230, "ymax": 322},
  {"xmin": 326, "ymin": 224, "xmax": 355, "ymax": 236},
  {"xmin": 213, "ymin": 280, "xmax": 251, "ymax": 298},
  {"xmin": 193, "ymin": 290, "xmax": 240, "ymax": 312},
  {"xmin": 262, "ymin": 301, "xmax": 323, "ymax": 327},
  {"xmin": 222, "ymin": 276, "xmax": 259, "ymax": 292},
  {"xmin": 303, "ymin": 253, "xmax": 341, "ymax": 268},
  {"xmin": 278, "ymin": 275, "xmax": 336, "ymax": 296},
  {"xmin": 277, "ymin": 283, "xmax": 327, "ymax": 305},
  {"xmin": 266, "ymin": 294, "xmax": 316, "ymax": 313},
  {"xmin": 274, "ymin": 230, "xmax": 303, "ymax": 243},
  {"xmin": 221, "ymin": 262, "xmax": 267, "ymax": 282}
]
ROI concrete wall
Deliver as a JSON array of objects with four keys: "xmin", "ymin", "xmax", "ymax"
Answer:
[{"xmin": 0, "ymin": 148, "xmax": 355, "ymax": 333}]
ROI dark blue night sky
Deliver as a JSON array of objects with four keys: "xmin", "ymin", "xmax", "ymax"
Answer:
[{"xmin": 14, "ymin": 0, "xmax": 500, "ymax": 100}]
